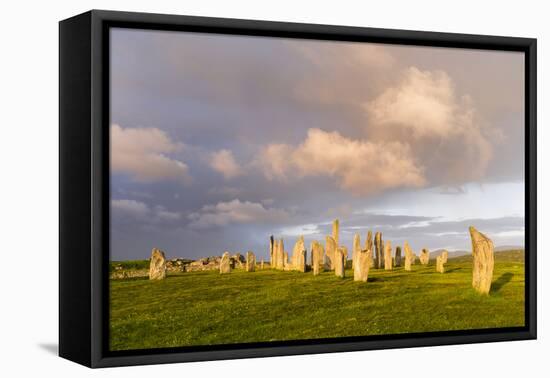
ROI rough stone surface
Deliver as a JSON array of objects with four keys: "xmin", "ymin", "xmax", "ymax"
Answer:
[
  {"xmin": 292, "ymin": 236, "xmax": 307, "ymax": 272},
  {"xmin": 260, "ymin": 259, "xmax": 264, "ymax": 270},
  {"xmin": 269, "ymin": 235, "xmax": 274, "ymax": 267},
  {"xmin": 354, "ymin": 248, "xmax": 371, "ymax": 282},
  {"xmin": 436, "ymin": 250, "xmax": 448, "ymax": 273},
  {"xmin": 283, "ymin": 251, "xmax": 290, "ymax": 270},
  {"xmin": 246, "ymin": 251, "xmax": 256, "ymax": 272},
  {"xmin": 332, "ymin": 219, "xmax": 339, "ymax": 247},
  {"xmin": 220, "ymin": 251, "xmax": 231, "ymax": 274},
  {"xmin": 375, "ymin": 232, "xmax": 384, "ymax": 269},
  {"xmin": 404, "ymin": 241, "xmax": 414, "ymax": 271},
  {"xmin": 384, "ymin": 241, "xmax": 393, "ymax": 270},
  {"xmin": 325, "ymin": 235, "xmax": 337, "ymax": 270},
  {"xmin": 276, "ymin": 239, "xmax": 285, "ymax": 270},
  {"xmin": 470, "ymin": 226, "xmax": 494, "ymax": 294},
  {"xmin": 149, "ymin": 248, "xmax": 167, "ymax": 280},
  {"xmin": 395, "ymin": 246, "xmax": 402, "ymax": 267},
  {"xmin": 352, "ymin": 233, "xmax": 361, "ymax": 270},
  {"xmin": 419, "ymin": 248, "xmax": 430, "ymax": 265},
  {"xmin": 334, "ymin": 246, "xmax": 347, "ymax": 278},
  {"xmin": 366, "ymin": 231, "xmax": 374, "ymax": 267},
  {"xmin": 311, "ymin": 241, "xmax": 324, "ymax": 276}
]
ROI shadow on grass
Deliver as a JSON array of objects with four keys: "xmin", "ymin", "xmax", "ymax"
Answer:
[
  {"xmin": 491, "ymin": 272, "xmax": 514, "ymax": 294},
  {"xmin": 445, "ymin": 267, "xmax": 463, "ymax": 273}
]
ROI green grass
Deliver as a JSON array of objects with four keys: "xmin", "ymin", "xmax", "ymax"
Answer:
[
  {"xmin": 109, "ymin": 250, "xmax": 525, "ymax": 351},
  {"xmin": 110, "ymin": 259, "xmax": 150, "ymax": 272}
]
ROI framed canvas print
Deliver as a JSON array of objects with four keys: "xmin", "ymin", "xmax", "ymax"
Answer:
[{"xmin": 59, "ymin": 10, "xmax": 537, "ymax": 368}]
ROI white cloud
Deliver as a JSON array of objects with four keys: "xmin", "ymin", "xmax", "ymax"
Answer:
[
  {"xmin": 209, "ymin": 149, "xmax": 244, "ymax": 179},
  {"xmin": 111, "ymin": 199, "xmax": 181, "ymax": 223},
  {"xmin": 257, "ymin": 128, "xmax": 426, "ymax": 196},
  {"xmin": 188, "ymin": 199, "xmax": 289, "ymax": 228},
  {"xmin": 111, "ymin": 199, "xmax": 149, "ymax": 219},
  {"xmin": 111, "ymin": 124, "xmax": 191, "ymax": 183},
  {"xmin": 365, "ymin": 67, "xmax": 493, "ymax": 184}
]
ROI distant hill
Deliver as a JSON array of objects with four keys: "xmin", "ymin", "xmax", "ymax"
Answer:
[{"xmin": 495, "ymin": 245, "xmax": 524, "ymax": 252}]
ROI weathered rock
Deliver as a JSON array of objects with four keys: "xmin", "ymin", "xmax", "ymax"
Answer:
[
  {"xmin": 354, "ymin": 248, "xmax": 371, "ymax": 282},
  {"xmin": 404, "ymin": 241, "xmax": 414, "ymax": 271},
  {"xmin": 283, "ymin": 251, "xmax": 290, "ymax": 270},
  {"xmin": 269, "ymin": 235, "xmax": 274, "ymax": 267},
  {"xmin": 334, "ymin": 246, "xmax": 347, "ymax": 278},
  {"xmin": 220, "ymin": 251, "xmax": 231, "ymax": 274},
  {"xmin": 260, "ymin": 259, "xmax": 264, "ymax": 270},
  {"xmin": 246, "ymin": 251, "xmax": 256, "ymax": 272},
  {"xmin": 436, "ymin": 250, "xmax": 448, "ymax": 273},
  {"xmin": 332, "ymin": 219, "xmax": 339, "ymax": 247},
  {"xmin": 375, "ymin": 232, "xmax": 384, "ymax": 269},
  {"xmin": 292, "ymin": 236, "xmax": 307, "ymax": 272},
  {"xmin": 366, "ymin": 231, "xmax": 375, "ymax": 268},
  {"xmin": 470, "ymin": 226, "xmax": 494, "ymax": 294},
  {"xmin": 395, "ymin": 246, "xmax": 402, "ymax": 267},
  {"xmin": 311, "ymin": 241, "xmax": 324, "ymax": 276},
  {"xmin": 419, "ymin": 248, "xmax": 430, "ymax": 265},
  {"xmin": 352, "ymin": 233, "xmax": 361, "ymax": 270},
  {"xmin": 384, "ymin": 241, "xmax": 393, "ymax": 270},
  {"xmin": 276, "ymin": 239, "xmax": 285, "ymax": 270},
  {"xmin": 149, "ymin": 248, "xmax": 167, "ymax": 280},
  {"xmin": 325, "ymin": 235, "xmax": 337, "ymax": 270}
]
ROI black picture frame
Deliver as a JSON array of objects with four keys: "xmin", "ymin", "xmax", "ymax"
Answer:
[{"xmin": 59, "ymin": 9, "xmax": 537, "ymax": 368}]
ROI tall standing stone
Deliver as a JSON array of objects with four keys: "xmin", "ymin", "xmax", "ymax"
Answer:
[
  {"xmin": 325, "ymin": 235, "xmax": 337, "ymax": 270},
  {"xmin": 470, "ymin": 226, "xmax": 494, "ymax": 294},
  {"xmin": 375, "ymin": 232, "xmax": 384, "ymax": 269},
  {"xmin": 220, "ymin": 251, "xmax": 231, "ymax": 274},
  {"xmin": 276, "ymin": 239, "xmax": 285, "ymax": 270},
  {"xmin": 352, "ymin": 233, "xmax": 361, "ymax": 270},
  {"xmin": 246, "ymin": 251, "xmax": 256, "ymax": 272},
  {"xmin": 395, "ymin": 246, "xmax": 402, "ymax": 267},
  {"xmin": 354, "ymin": 248, "xmax": 371, "ymax": 282},
  {"xmin": 436, "ymin": 250, "xmax": 448, "ymax": 273},
  {"xmin": 149, "ymin": 248, "xmax": 167, "ymax": 280},
  {"xmin": 283, "ymin": 251, "xmax": 290, "ymax": 270},
  {"xmin": 420, "ymin": 248, "xmax": 430, "ymax": 265},
  {"xmin": 366, "ymin": 231, "xmax": 374, "ymax": 267},
  {"xmin": 404, "ymin": 241, "xmax": 414, "ymax": 271},
  {"xmin": 334, "ymin": 246, "xmax": 347, "ymax": 278},
  {"xmin": 311, "ymin": 241, "xmax": 324, "ymax": 276},
  {"xmin": 292, "ymin": 236, "xmax": 307, "ymax": 272},
  {"xmin": 260, "ymin": 259, "xmax": 264, "ymax": 270},
  {"xmin": 384, "ymin": 241, "xmax": 393, "ymax": 270},
  {"xmin": 332, "ymin": 219, "xmax": 339, "ymax": 247},
  {"xmin": 269, "ymin": 235, "xmax": 274, "ymax": 268}
]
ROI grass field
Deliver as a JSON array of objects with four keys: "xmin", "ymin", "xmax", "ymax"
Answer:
[{"xmin": 109, "ymin": 250, "xmax": 525, "ymax": 351}]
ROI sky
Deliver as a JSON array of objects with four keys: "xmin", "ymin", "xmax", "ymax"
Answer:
[{"xmin": 109, "ymin": 27, "xmax": 525, "ymax": 261}]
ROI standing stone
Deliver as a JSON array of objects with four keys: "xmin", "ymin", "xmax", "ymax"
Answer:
[
  {"xmin": 292, "ymin": 236, "xmax": 307, "ymax": 272},
  {"xmin": 352, "ymin": 233, "xmax": 361, "ymax": 270},
  {"xmin": 260, "ymin": 259, "xmax": 264, "ymax": 270},
  {"xmin": 404, "ymin": 241, "xmax": 414, "ymax": 271},
  {"xmin": 375, "ymin": 232, "xmax": 384, "ymax": 269},
  {"xmin": 220, "ymin": 251, "xmax": 231, "ymax": 274},
  {"xmin": 325, "ymin": 235, "xmax": 337, "ymax": 270},
  {"xmin": 384, "ymin": 241, "xmax": 393, "ymax": 270},
  {"xmin": 420, "ymin": 248, "xmax": 430, "ymax": 265},
  {"xmin": 332, "ymin": 219, "xmax": 340, "ymax": 247},
  {"xmin": 311, "ymin": 241, "xmax": 324, "ymax": 276},
  {"xmin": 334, "ymin": 247, "xmax": 347, "ymax": 278},
  {"xmin": 246, "ymin": 251, "xmax": 256, "ymax": 272},
  {"xmin": 354, "ymin": 248, "xmax": 372, "ymax": 282},
  {"xmin": 366, "ymin": 231, "xmax": 375, "ymax": 267},
  {"xmin": 470, "ymin": 226, "xmax": 494, "ymax": 294},
  {"xmin": 276, "ymin": 239, "xmax": 285, "ymax": 270},
  {"xmin": 283, "ymin": 251, "xmax": 290, "ymax": 270},
  {"xmin": 269, "ymin": 235, "xmax": 274, "ymax": 267},
  {"xmin": 436, "ymin": 250, "xmax": 448, "ymax": 273},
  {"xmin": 149, "ymin": 248, "xmax": 167, "ymax": 280},
  {"xmin": 395, "ymin": 246, "xmax": 402, "ymax": 267}
]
